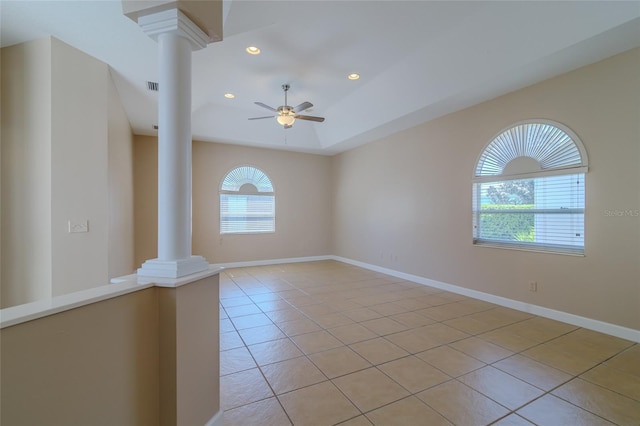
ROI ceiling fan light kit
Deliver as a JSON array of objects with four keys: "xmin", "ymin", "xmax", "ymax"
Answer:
[{"xmin": 249, "ymin": 84, "xmax": 325, "ymax": 129}]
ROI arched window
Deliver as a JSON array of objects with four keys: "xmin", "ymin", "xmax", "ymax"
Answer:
[
  {"xmin": 220, "ymin": 166, "xmax": 275, "ymax": 234},
  {"xmin": 472, "ymin": 120, "xmax": 588, "ymax": 254}
]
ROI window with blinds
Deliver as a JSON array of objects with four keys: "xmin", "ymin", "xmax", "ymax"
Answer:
[
  {"xmin": 472, "ymin": 121, "xmax": 588, "ymax": 255},
  {"xmin": 220, "ymin": 166, "xmax": 275, "ymax": 234}
]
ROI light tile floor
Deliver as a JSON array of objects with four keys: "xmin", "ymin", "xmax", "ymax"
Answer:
[{"xmin": 219, "ymin": 260, "xmax": 640, "ymax": 426}]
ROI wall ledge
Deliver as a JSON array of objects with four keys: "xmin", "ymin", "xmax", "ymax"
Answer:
[{"xmin": 0, "ymin": 265, "xmax": 222, "ymax": 329}]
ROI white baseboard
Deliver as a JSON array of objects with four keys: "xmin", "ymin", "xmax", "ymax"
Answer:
[
  {"xmin": 332, "ymin": 256, "xmax": 640, "ymax": 343},
  {"xmin": 211, "ymin": 255, "xmax": 333, "ymax": 270},
  {"xmin": 205, "ymin": 410, "xmax": 223, "ymax": 426}
]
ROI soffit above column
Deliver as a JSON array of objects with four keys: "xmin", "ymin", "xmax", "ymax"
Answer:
[{"xmin": 121, "ymin": 0, "xmax": 222, "ymax": 44}]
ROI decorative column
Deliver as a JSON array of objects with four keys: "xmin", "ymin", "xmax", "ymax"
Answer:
[{"xmin": 136, "ymin": 8, "xmax": 210, "ymax": 278}]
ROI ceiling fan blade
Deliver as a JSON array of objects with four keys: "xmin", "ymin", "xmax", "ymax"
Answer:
[
  {"xmin": 248, "ymin": 116, "xmax": 275, "ymax": 120},
  {"xmin": 293, "ymin": 101, "xmax": 313, "ymax": 113},
  {"xmin": 295, "ymin": 114, "xmax": 325, "ymax": 123},
  {"xmin": 254, "ymin": 102, "xmax": 278, "ymax": 112}
]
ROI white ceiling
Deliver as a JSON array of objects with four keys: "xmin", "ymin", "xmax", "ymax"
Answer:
[{"xmin": 2, "ymin": 1, "xmax": 639, "ymax": 155}]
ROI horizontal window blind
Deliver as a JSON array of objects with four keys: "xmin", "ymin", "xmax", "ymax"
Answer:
[
  {"xmin": 473, "ymin": 174, "xmax": 585, "ymax": 254},
  {"xmin": 220, "ymin": 194, "xmax": 275, "ymax": 234}
]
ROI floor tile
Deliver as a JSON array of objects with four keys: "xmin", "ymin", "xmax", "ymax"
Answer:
[
  {"xmin": 581, "ymin": 363, "xmax": 640, "ymax": 401},
  {"xmin": 416, "ymin": 303, "xmax": 477, "ymax": 321},
  {"xmin": 223, "ymin": 397, "xmax": 292, "ymax": 426},
  {"xmin": 248, "ymin": 338, "xmax": 304, "ymax": 366},
  {"xmin": 264, "ymin": 308, "xmax": 307, "ymax": 324},
  {"xmin": 552, "ymin": 378, "xmax": 640, "ymax": 425},
  {"xmin": 417, "ymin": 379, "xmax": 509, "ymax": 425},
  {"xmin": 278, "ymin": 318, "xmax": 323, "ymax": 336},
  {"xmin": 230, "ymin": 312, "xmax": 273, "ymax": 330},
  {"xmin": 329, "ymin": 323, "xmax": 378, "ymax": 345},
  {"xmin": 414, "ymin": 323, "xmax": 470, "ymax": 344},
  {"xmin": 256, "ymin": 299, "xmax": 295, "ymax": 313},
  {"xmin": 605, "ymin": 344, "xmax": 640, "ymax": 377},
  {"xmin": 365, "ymin": 396, "xmax": 452, "ymax": 425},
  {"xmin": 458, "ymin": 366, "xmax": 543, "ymax": 410},
  {"xmin": 443, "ymin": 316, "xmax": 499, "ymax": 335},
  {"xmin": 237, "ymin": 323, "xmax": 286, "ymax": 346},
  {"xmin": 224, "ymin": 303, "xmax": 263, "ymax": 318},
  {"xmin": 368, "ymin": 302, "xmax": 409, "ymax": 316},
  {"xmin": 544, "ymin": 330, "xmax": 633, "ymax": 363},
  {"xmin": 285, "ymin": 295, "xmax": 319, "ymax": 308},
  {"xmin": 278, "ymin": 381, "xmax": 360, "ymax": 426},
  {"xmin": 220, "ymin": 330, "xmax": 245, "ymax": 351},
  {"xmin": 504, "ymin": 317, "xmax": 578, "ymax": 344},
  {"xmin": 388, "ymin": 311, "xmax": 435, "ymax": 327},
  {"xmin": 220, "ymin": 318, "xmax": 235, "ymax": 333},
  {"xmin": 416, "ymin": 345, "xmax": 485, "ymax": 377},
  {"xmin": 332, "ymin": 367, "xmax": 410, "ymax": 412},
  {"xmin": 360, "ymin": 317, "xmax": 409, "ymax": 336},
  {"xmin": 309, "ymin": 346, "xmax": 372, "ymax": 379},
  {"xmin": 220, "ymin": 368, "xmax": 274, "ymax": 410},
  {"xmin": 491, "ymin": 414, "xmax": 535, "ymax": 426},
  {"xmin": 291, "ymin": 330, "xmax": 344, "ymax": 354},
  {"xmin": 298, "ymin": 303, "xmax": 337, "ymax": 317},
  {"xmin": 378, "ymin": 355, "xmax": 450, "ymax": 393},
  {"xmin": 384, "ymin": 329, "xmax": 442, "ymax": 354},
  {"xmin": 350, "ymin": 337, "xmax": 409, "ymax": 365},
  {"xmin": 521, "ymin": 342, "xmax": 599, "ymax": 375},
  {"xmin": 493, "ymin": 353, "xmax": 572, "ymax": 391},
  {"xmin": 335, "ymin": 415, "xmax": 373, "ymax": 426},
  {"xmin": 220, "ymin": 346, "xmax": 257, "ymax": 376},
  {"xmin": 449, "ymin": 336, "xmax": 513, "ymax": 363},
  {"xmin": 220, "ymin": 295, "xmax": 254, "ymax": 308},
  {"xmin": 516, "ymin": 394, "xmax": 614, "ymax": 425},
  {"xmin": 220, "ymin": 262, "xmax": 635, "ymax": 426},
  {"xmin": 260, "ymin": 356, "xmax": 327, "ymax": 395},
  {"xmin": 249, "ymin": 292, "xmax": 282, "ymax": 302},
  {"xmin": 339, "ymin": 307, "xmax": 381, "ymax": 322},
  {"xmin": 478, "ymin": 328, "xmax": 538, "ymax": 352},
  {"xmin": 312, "ymin": 312, "xmax": 354, "ymax": 328}
]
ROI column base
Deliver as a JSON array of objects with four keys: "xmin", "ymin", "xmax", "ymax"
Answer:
[{"xmin": 137, "ymin": 256, "xmax": 210, "ymax": 278}]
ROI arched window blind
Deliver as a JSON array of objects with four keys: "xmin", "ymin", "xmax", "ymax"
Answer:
[
  {"xmin": 472, "ymin": 121, "xmax": 588, "ymax": 255},
  {"xmin": 220, "ymin": 166, "xmax": 275, "ymax": 234}
]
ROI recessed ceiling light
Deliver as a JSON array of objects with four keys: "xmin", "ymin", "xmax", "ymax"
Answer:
[
  {"xmin": 224, "ymin": 93, "xmax": 235, "ymax": 99},
  {"xmin": 246, "ymin": 46, "xmax": 260, "ymax": 55},
  {"xmin": 347, "ymin": 73, "xmax": 360, "ymax": 80}
]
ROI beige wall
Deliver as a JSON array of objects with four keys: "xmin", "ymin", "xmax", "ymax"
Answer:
[
  {"xmin": 1, "ymin": 274, "xmax": 221, "ymax": 425},
  {"xmin": 1, "ymin": 39, "xmax": 53, "ymax": 306},
  {"xmin": 1, "ymin": 288, "xmax": 160, "ymax": 425},
  {"xmin": 332, "ymin": 48, "xmax": 640, "ymax": 330},
  {"xmin": 134, "ymin": 137, "xmax": 333, "ymax": 266},
  {"xmin": 0, "ymin": 37, "xmax": 135, "ymax": 307},
  {"xmin": 108, "ymin": 69, "xmax": 135, "ymax": 278},
  {"xmin": 50, "ymin": 38, "xmax": 110, "ymax": 296}
]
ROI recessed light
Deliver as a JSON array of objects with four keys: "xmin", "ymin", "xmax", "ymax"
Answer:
[
  {"xmin": 246, "ymin": 46, "xmax": 261, "ymax": 55},
  {"xmin": 347, "ymin": 73, "xmax": 360, "ymax": 80},
  {"xmin": 224, "ymin": 93, "xmax": 235, "ymax": 99}
]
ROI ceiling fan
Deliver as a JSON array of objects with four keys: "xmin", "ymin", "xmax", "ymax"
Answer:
[{"xmin": 249, "ymin": 84, "xmax": 325, "ymax": 129}]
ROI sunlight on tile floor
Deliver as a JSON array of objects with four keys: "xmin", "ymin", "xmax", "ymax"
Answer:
[{"xmin": 219, "ymin": 260, "xmax": 640, "ymax": 426}]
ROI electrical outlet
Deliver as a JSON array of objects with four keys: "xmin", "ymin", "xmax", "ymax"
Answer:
[
  {"xmin": 68, "ymin": 220, "xmax": 89, "ymax": 233},
  {"xmin": 528, "ymin": 281, "xmax": 538, "ymax": 292}
]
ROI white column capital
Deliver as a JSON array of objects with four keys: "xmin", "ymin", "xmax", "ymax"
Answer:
[{"xmin": 138, "ymin": 8, "xmax": 208, "ymax": 50}]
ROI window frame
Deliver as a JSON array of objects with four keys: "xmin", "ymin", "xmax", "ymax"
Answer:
[
  {"xmin": 472, "ymin": 120, "xmax": 588, "ymax": 255},
  {"xmin": 219, "ymin": 166, "xmax": 275, "ymax": 235}
]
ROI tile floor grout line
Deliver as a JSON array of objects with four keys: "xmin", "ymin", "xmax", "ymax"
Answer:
[{"xmin": 220, "ymin": 263, "xmax": 639, "ymax": 425}]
